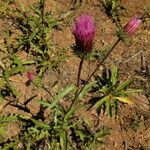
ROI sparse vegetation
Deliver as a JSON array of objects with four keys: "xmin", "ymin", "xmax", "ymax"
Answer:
[{"xmin": 0, "ymin": 0, "xmax": 149, "ymax": 149}]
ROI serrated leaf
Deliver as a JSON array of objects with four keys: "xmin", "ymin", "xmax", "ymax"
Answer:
[
  {"xmin": 106, "ymin": 99, "xmax": 112, "ymax": 117},
  {"xmin": 114, "ymin": 99, "xmax": 118, "ymax": 117},
  {"xmin": 124, "ymin": 89, "xmax": 142, "ymax": 94},
  {"xmin": 60, "ymin": 130, "xmax": 67, "ymax": 150},
  {"xmin": 0, "ymin": 115, "xmax": 18, "ymax": 123},
  {"xmin": 115, "ymin": 79, "xmax": 133, "ymax": 92},
  {"xmin": 78, "ymin": 81, "xmax": 96, "ymax": 100},
  {"xmin": 39, "ymin": 85, "xmax": 76, "ymax": 109},
  {"xmin": 95, "ymin": 96, "xmax": 109, "ymax": 109},
  {"xmin": 31, "ymin": 118, "xmax": 51, "ymax": 130},
  {"xmin": 64, "ymin": 104, "xmax": 83, "ymax": 122},
  {"xmin": 95, "ymin": 128, "xmax": 110, "ymax": 139},
  {"xmin": 111, "ymin": 66, "xmax": 118, "ymax": 85}
]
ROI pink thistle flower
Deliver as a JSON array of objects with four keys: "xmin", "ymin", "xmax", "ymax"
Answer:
[
  {"xmin": 26, "ymin": 71, "xmax": 34, "ymax": 81},
  {"xmin": 124, "ymin": 17, "xmax": 142, "ymax": 35},
  {"xmin": 72, "ymin": 14, "xmax": 96, "ymax": 53}
]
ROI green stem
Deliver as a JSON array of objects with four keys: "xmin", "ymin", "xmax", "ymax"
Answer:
[{"xmin": 85, "ymin": 38, "xmax": 120, "ymax": 84}]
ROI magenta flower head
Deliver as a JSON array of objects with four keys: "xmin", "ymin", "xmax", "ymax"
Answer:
[
  {"xmin": 72, "ymin": 14, "xmax": 96, "ymax": 53},
  {"xmin": 124, "ymin": 17, "xmax": 142, "ymax": 35}
]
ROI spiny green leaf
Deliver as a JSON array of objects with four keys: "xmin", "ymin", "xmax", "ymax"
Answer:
[
  {"xmin": 111, "ymin": 66, "xmax": 118, "ymax": 85},
  {"xmin": 106, "ymin": 99, "xmax": 112, "ymax": 117},
  {"xmin": 0, "ymin": 115, "xmax": 18, "ymax": 123},
  {"xmin": 124, "ymin": 89, "xmax": 142, "ymax": 94},
  {"xmin": 95, "ymin": 96, "xmax": 109, "ymax": 109},
  {"xmin": 64, "ymin": 104, "xmax": 83, "ymax": 122},
  {"xmin": 115, "ymin": 79, "xmax": 133, "ymax": 92},
  {"xmin": 95, "ymin": 128, "xmax": 110, "ymax": 139},
  {"xmin": 2, "ymin": 141, "xmax": 18, "ymax": 150},
  {"xmin": 39, "ymin": 85, "xmax": 76, "ymax": 109},
  {"xmin": 78, "ymin": 81, "xmax": 96, "ymax": 100},
  {"xmin": 31, "ymin": 118, "xmax": 51, "ymax": 130},
  {"xmin": 114, "ymin": 99, "xmax": 118, "ymax": 117}
]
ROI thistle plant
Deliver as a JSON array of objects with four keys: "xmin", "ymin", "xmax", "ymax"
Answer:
[
  {"xmin": 85, "ymin": 17, "xmax": 142, "ymax": 116},
  {"xmin": 90, "ymin": 66, "xmax": 142, "ymax": 117},
  {"xmin": 71, "ymin": 14, "xmax": 142, "ymax": 117},
  {"xmin": 72, "ymin": 14, "xmax": 142, "ymax": 90},
  {"xmin": 0, "ymin": 0, "xmax": 147, "ymax": 148},
  {"xmin": 72, "ymin": 14, "xmax": 95, "ymax": 87}
]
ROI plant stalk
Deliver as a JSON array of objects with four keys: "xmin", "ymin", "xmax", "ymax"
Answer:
[
  {"xmin": 86, "ymin": 38, "xmax": 120, "ymax": 83},
  {"xmin": 77, "ymin": 58, "xmax": 84, "ymax": 87},
  {"xmin": 65, "ymin": 38, "xmax": 121, "ymax": 118}
]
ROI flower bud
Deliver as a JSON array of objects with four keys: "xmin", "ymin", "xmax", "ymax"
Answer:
[
  {"xmin": 72, "ymin": 14, "xmax": 96, "ymax": 53},
  {"xmin": 124, "ymin": 17, "xmax": 142, "ymax": 35},
  {"xmin": 26, "ymin": 71, "xmax": 34, "ymax": 81}
]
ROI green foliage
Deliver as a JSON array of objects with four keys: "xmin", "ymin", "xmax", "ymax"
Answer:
[
  {"xmin": 39, "ymin": 85, "xmax": 76, "ymax": 109},
  {"xmin": 0, "ymin": 54, "xmax": 35, "ymax": 100},
  {"xmin": 15, "ymin": 0, "xmax": 66, "ymax": 75},
  {"xmin": 0, "ymin": 0, "xmax": 66, "ymax": 101},
  {"xmin": 24, "ymin": 127, "xmax": 49, "ymax": 150},
  {"xmin": 0, "ymin": 0, "xmax": 146, "ymax": 149},
  {"xmin": 1, "ymin": 141, "xmax": 19, "ymax": 150},
  {"xmin": 38, "ymin": 85, "xmax": 80, "ymax": 149},
  {"xmin": 71, "ymin": 120, "xmax": 110, "ymax": 150},
  {"xmin": 16, "ymin": 2, "xmax": 57, "ymax": 54},
  {"xmin": 0, "ymin": 0, "xmax": 66, "ymax": 79},
  {"xmin": 0, "ymin": 0, "xmax": 15, "ymax": 18},
  {"xmin": 2, "ymin": 84, "xmax": 108, "ymax": 150},
  {"xmin": 100, "ymin": 0, "xmax": 126, "ymax": 27},
  {"xmin": 91, "ymin": 66, "xmax": 141, "ymax": 117},
  {"xmin": 0, "ymin": 114, "xmax": 18, "ymax": 143},
  {"xmin": 78, "ymin": 81, "xmax": 96, "ymax": 100}
]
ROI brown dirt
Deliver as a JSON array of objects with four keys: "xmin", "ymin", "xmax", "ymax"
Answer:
[{"xmin": 0, "ymin": 0, "xmax": 150, "ymax": 149}]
